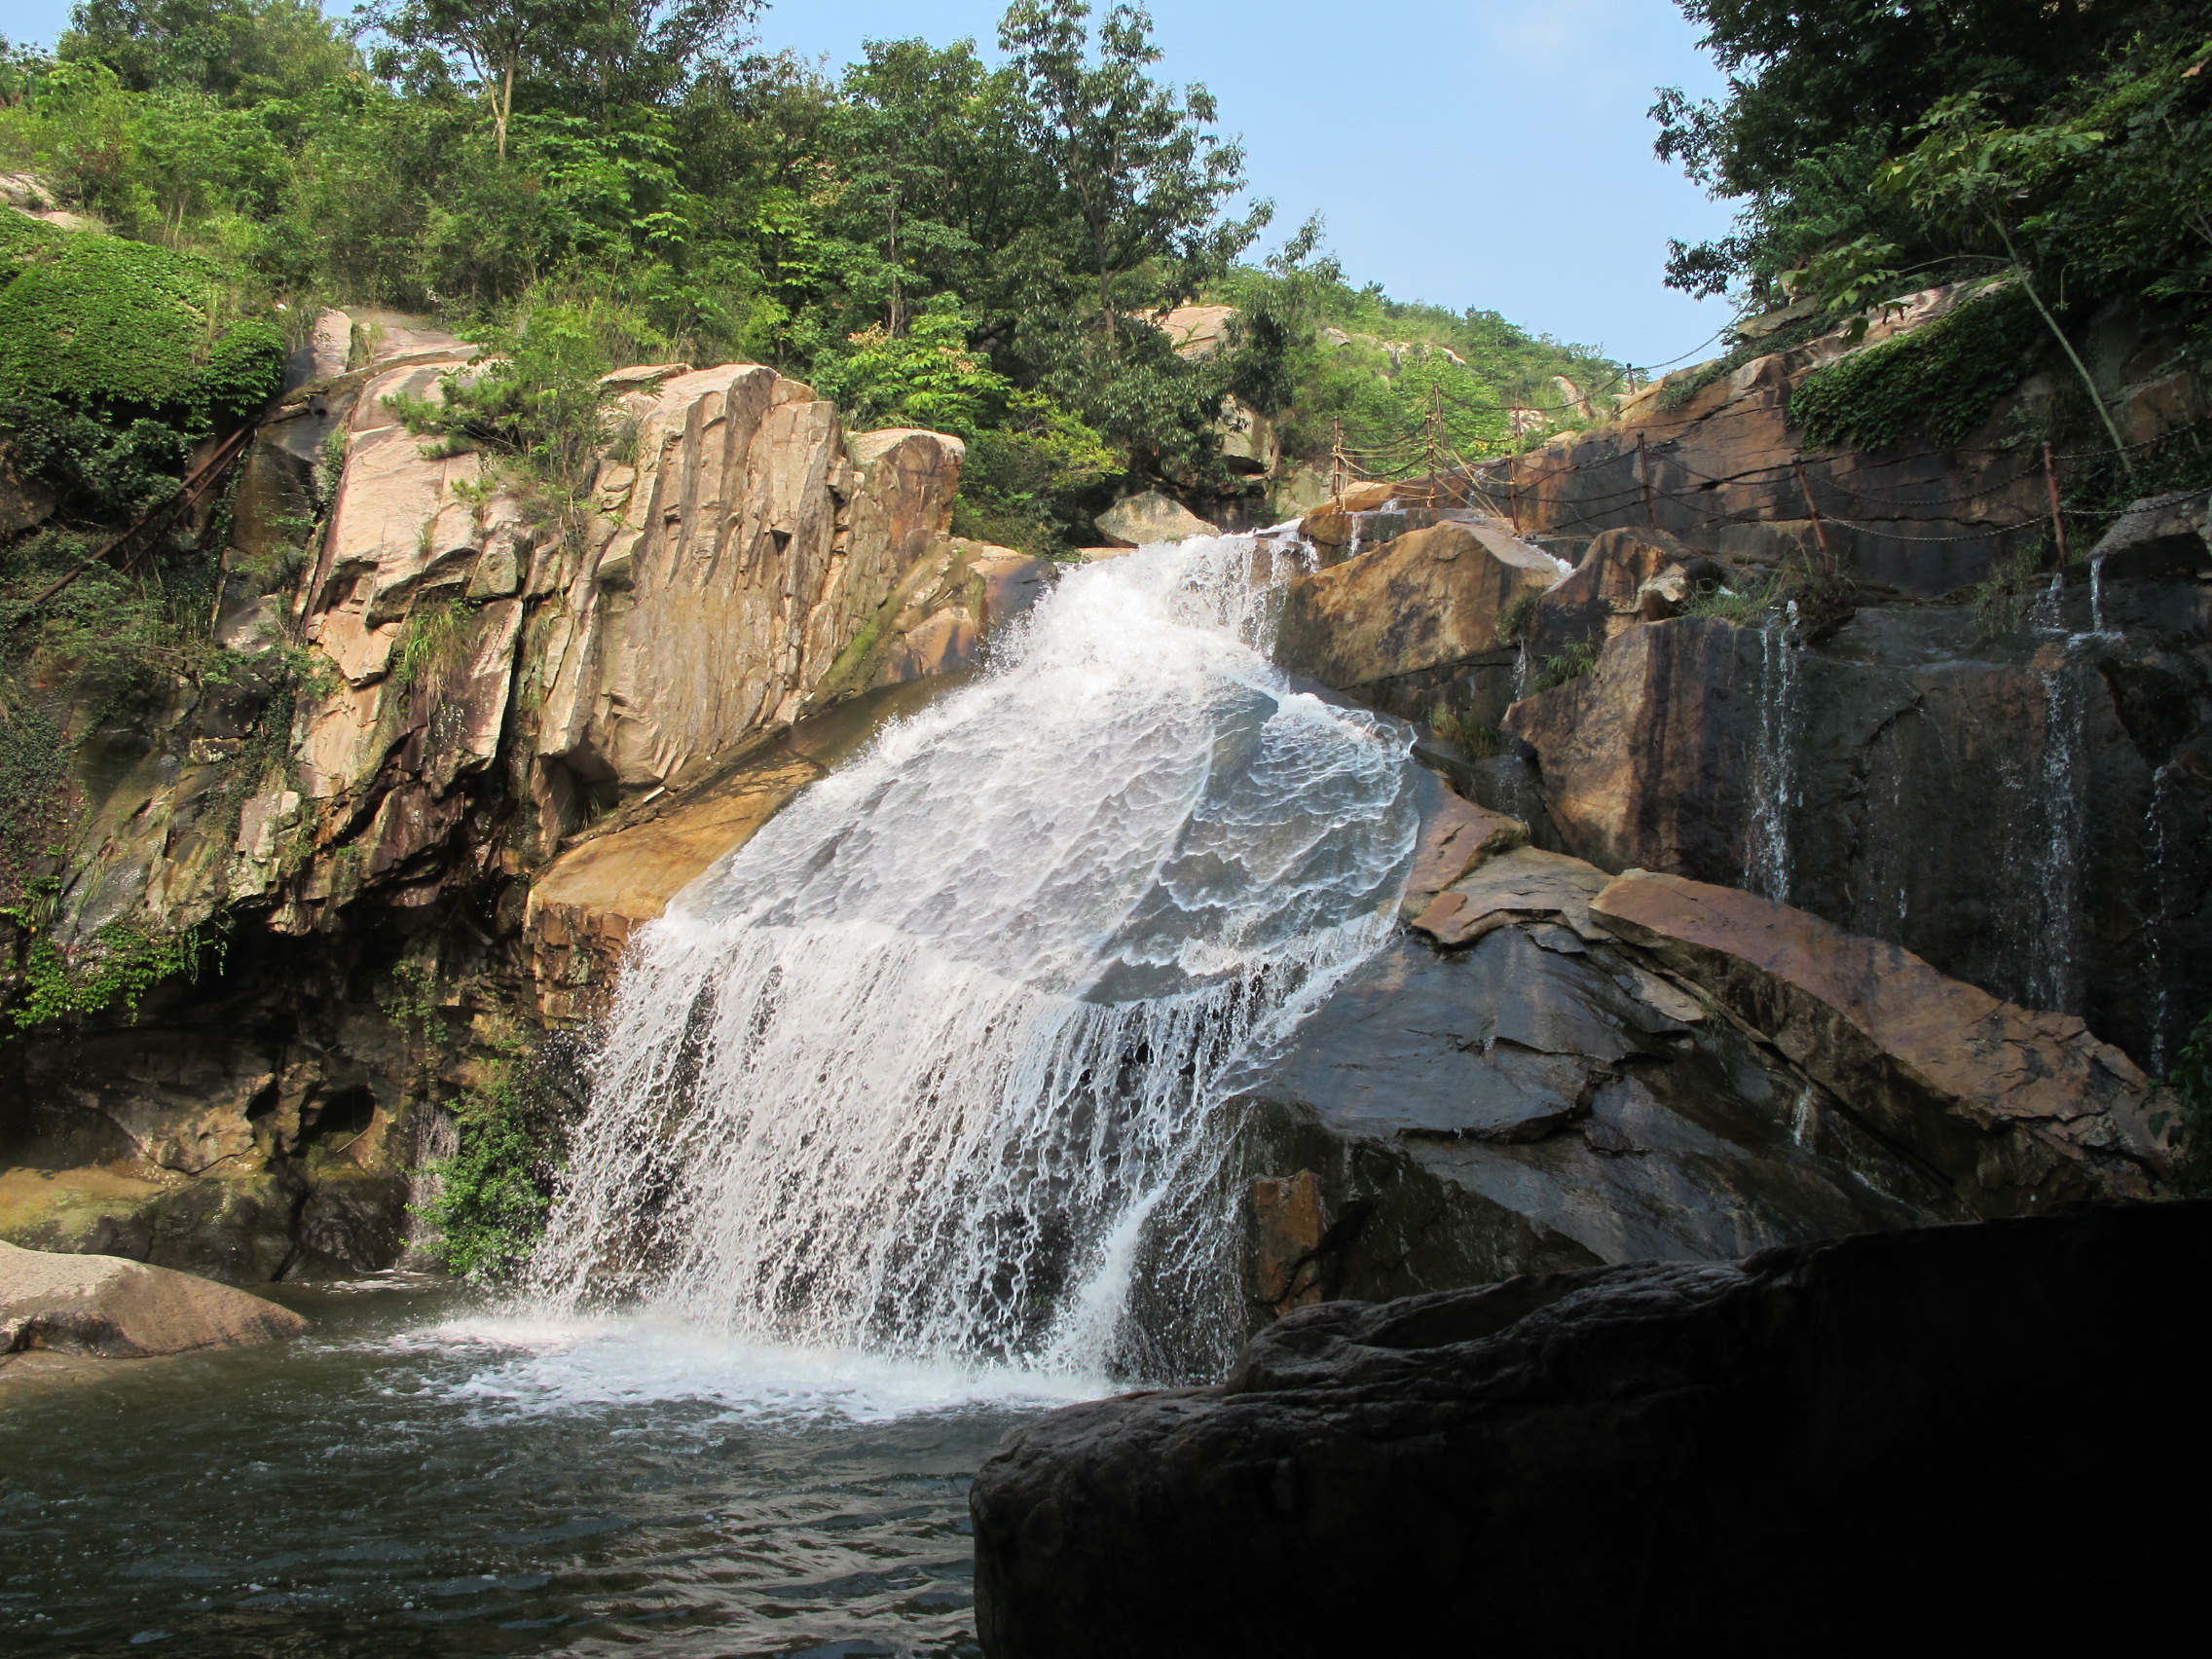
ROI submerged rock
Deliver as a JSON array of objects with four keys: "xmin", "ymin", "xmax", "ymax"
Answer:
[
  {"xmin": 972, "ymin": 1199, "xmax": 2211, "ymax": 1657},
  {"xmin": 0, "ymin": 1239, "xmax": 306, "ymax": 1360}
]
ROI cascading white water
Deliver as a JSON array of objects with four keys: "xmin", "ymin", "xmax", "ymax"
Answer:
[
  {"xmin": 1744, "ymin": 601, "xmax": 1804, "ymax": 903},
  {"xmin": 527, "ymin": 535, "xmax": 1421, "ymax": 1384}
]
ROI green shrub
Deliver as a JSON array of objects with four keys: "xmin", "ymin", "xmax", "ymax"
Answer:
[
  {"xmin": 1788, "ymin": 283, "xmax": 2045, "ymax": 452},
  {"xmin": 1495, "ymin": 585, "xmax": 1541, "ymax": 643},
  {"xmin": 0, "ymin": 233, "xmax": 282, "ymax": 428},
  {"xmin": 421, "ymin": 1033, "xmax": 570, "ymax": 1282},
  {"xmin": 5, "ymin": 918, "xmax": 223, "ymax": 1032},
  {"xmin": 1683, "ymin": 573, "xmax": 1783, "ymax": 624},
  {"xmin": 1534, "ymin": 639, "xmax": 1601, "ymax": 691}
]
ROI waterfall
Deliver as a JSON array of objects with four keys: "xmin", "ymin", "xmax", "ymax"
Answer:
[
  {"xmin": 1744, "ymin": 602, "xmax": 1803, "ymax": 903},
  {"xmin": 2147, "ymin": 762, "xmax": 2176, "ymax": 1070},
  {"xmin": 2027, "ymin": 659, "xmax": 2086, "ymax": 1013},
  {"xmin": 527, "ymin": 535, "xmax": 1422, "ymax": 1385}
]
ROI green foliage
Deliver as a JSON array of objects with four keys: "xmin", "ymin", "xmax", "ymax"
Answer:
[
  {"xmin": 1, "ymin": 526, "xmax": 235, "ymax": 704},
  {"xmin": 2163, "ymin": 1008, "xmax": 2212, "ymax": 1197},
  {"xmin": 0, "ymin": 692, "xmax": 75, "ymax": 915},
  {"xmin": 1655, "ymin": 0, "xmax": 2212, "ymax": 377},
  {"xmin": 420, "ymin": 1031, "xmax": 569, "ymax": 1282},
  {"xmin": 813, "ymin": 294, "xmax": 1014, "ymax": 435},
  {"xmin": 1681, "ymin": 571, "xmax": 1781, "ymax": 624},
  {"xmin": 387, "ymin": 284, "xmax": 669, "ymax": 532},
  {"xmin": 0, "ymin": 232, "xmax": 280, "ymax": 424},
  {"xmin": 1494, "ymin": 585, "xmax": 1541, "ymax": 645},
  {"xmin": 953, "ymin": 389, "xmax": 1117, "ymax": 554},
  {"xmin": 5, "ymin": 916, "xmax": 222, "ymax": 1031},
  {"xmin": 389, "ymin": 596, "xmax": 473, "ymax": 694},
  {"xmin": 1534, "ymin": 639, "xmax": 1601, "ymax": 692},
  {"xmin": 1789, "ymin": 282, "xmax": 2044, "ymax": 451},
  {"xmin": 1215, "ymin": 225, "xmax": 1620, "ymax": 469},
  {"xmin": 0, "ymin": 0, "xmax": 1604, "ymax": 554},
  {"xmin": 60, "ymin": 0, "xmax": 359, "ymax": 103}
]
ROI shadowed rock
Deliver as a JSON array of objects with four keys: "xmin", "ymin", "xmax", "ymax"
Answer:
[
  {"xmin": 972, "ymin": 1200, "xmax": 2211, "ymax": 1657},
  {"xmin": 1589, "ymin": 867, "xmax": 2170, "ymax": 1206}
]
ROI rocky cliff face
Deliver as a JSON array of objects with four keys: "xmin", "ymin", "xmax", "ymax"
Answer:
[
  {"xmin": 1226, "ymin": 768, "xmax": 2167, "ymax": 1327},
  {"xmin": 1272, "ymin": 295, "xmax": 2212, "ymax": 1076},
  {"xmin": 0, "ymin": 315, "xmax": 990, "ymax": 1280}
]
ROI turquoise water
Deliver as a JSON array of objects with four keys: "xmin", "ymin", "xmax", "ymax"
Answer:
[{"xmin": 0, "ymin": 1278, "xmax": 1085, "ymax": 1656}]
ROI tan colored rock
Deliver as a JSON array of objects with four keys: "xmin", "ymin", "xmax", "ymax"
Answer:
[
  {"xmin": 309, "ymin": 308, "xmax": 351, "ymax": 382},
  {"xmin": 1501, "ymin": 617, "xmax": 1749, "ymax": 878},
  {"xmin": 1588, "ymin": 868, "xmax": 2169, "ymax": 1206},
  {"xmin": 1339, "ymin": 481, "xmax": 1400, "ymax": 513},
  {"xmin": 1410, "ymin": 844, "xmax": 1614, "ymax": 947},
  {"xmin": 1250, "ymin": 1170, "xmax": 1325, "ymax": 1314},
  {"xmin": 1528, "ymin": 526, "xmax": 1694, "ymax": 660},
  {"xmin": 526, "ymin": 750, "xmax": 826, "ymax": 1021},
  {"xmin": 300, "ymin": 351, "xmax": 480, "ymax": 691},
  {"xmin": 1275, "ymin": 521, "xmax": 1561, "ymax": 695},
  {"xmin": 1156, "ymin": 304, "xmax": 1239, "ymax": 358},
  {"xmin": 1, "ymin": 1239, "xmax": 306, "ymax": 1359},
  {"xmin": 540, "ymin": 377, "xmax": 966, "ymax": 791},
  {"xmin": 1095, "ymin": 490, "xmax": 1219, "ymax": 547},
  {"xmin": 1400, "ymin": 786, "xmax": 1525, "ymax": 920}
]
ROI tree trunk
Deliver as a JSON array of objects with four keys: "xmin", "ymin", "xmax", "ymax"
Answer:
[{"xmin": 497, "ymin": 59, "xmax": 515, "ymax": 160}]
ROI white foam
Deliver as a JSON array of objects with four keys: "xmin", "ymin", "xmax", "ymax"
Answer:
[
  {"xmin": 528, "ymin": 535, "xmax": 1422, "ymax": 1383},
  {"xmin": 378, "ymin": 1310, "xmax": 1107, "ymax": 1423}
]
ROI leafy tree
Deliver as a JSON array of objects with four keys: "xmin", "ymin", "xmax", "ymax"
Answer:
[
  {"xmin": 58, "ymin": 0, "xmax": 356, "ymax": 103},
  {"xmin": 1651, "ymin": 0, "xmax": 2204, "ymax": 306},
  {"xmin": 999, "ymin": 0, "xmax": 1264, "ymax": 350}
]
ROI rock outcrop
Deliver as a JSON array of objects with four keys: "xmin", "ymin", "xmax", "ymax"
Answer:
[
  {"xmin": 972, "ymin": 1200, "xmax": 2212, "ymax": 1657},
  {"xmin": 1498, "ymin": 587, "xmax": 2212, "ymax": 1068},
  {"xmin": 2, "ymin": 313, "xmax": 980, "ymax": 1277},
  {"xmin": 1273, "ymin": 519, "xmax": 1563, "ymax": 736},
  {"xmin": 1093, "ymin": 489, "xmax": 1218, "ymax": 547},
  {"xmin": 1221, "ymin": 774, "xmax": 2166, "ymax": 1327},
  {"xmin": 1590, "ymin": 868, "xmax": 2167, "ymax": 1205},
  {"xmin": 0, "ymin": 1238, "xmax": 307, "ymax": 1360}
]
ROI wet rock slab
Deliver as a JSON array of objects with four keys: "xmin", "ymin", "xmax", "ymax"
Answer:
[{"xmin": 972, "ymin": 1199, "xmax": 2211, "ymax": 1657}]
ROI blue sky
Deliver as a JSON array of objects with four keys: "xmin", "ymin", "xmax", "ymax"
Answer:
[{"xmin": 5, "ymin": 0, "xmax": 1742, "ymax": 366}]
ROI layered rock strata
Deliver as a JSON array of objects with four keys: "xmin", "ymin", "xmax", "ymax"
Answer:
[
  {"xmin": 1225, "ymin": 770, "xmax": 2168, "ymax": 1327},
  {"xmin": 972, "ymin": 1200, "xmax": 2211, "ymax": 1657},
  {"xmin": 1, "ymin": 317, "xmax": 978, "ymax": 1278}
]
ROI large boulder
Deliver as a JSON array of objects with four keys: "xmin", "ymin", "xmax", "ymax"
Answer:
[
  {"xmin": 1274, "ymin": 520, "xmax": 1562, "ymax": 740},
  {"xmin": 1093, "ymin": 490, "xmax": 1218, "ymax": 547},
  {"xmin": 0, "ymin": 1239, "xmax": 307, "ymax": 1359},
  {"xmin": 972, "ymin": 1200, "xmax": 2212, "ymax": 1657},
  {"xmin": 1588, "ymin": 868, "xmax": 2169, "ymax": 1207},
  {"xmin": 1217, "ymin": 774, "xmax": 2168, "ymax": 1337}
]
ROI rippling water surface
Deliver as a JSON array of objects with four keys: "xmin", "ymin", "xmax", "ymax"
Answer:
[{"xmin": 0, "ymin": 1279, "xmax": 1088, "ymax": 1656}]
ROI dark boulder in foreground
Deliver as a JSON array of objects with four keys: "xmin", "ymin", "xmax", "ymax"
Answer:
[{"xmin": 973, "ymin": 1201, "xmax": 2209, "ymax": 1656}]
